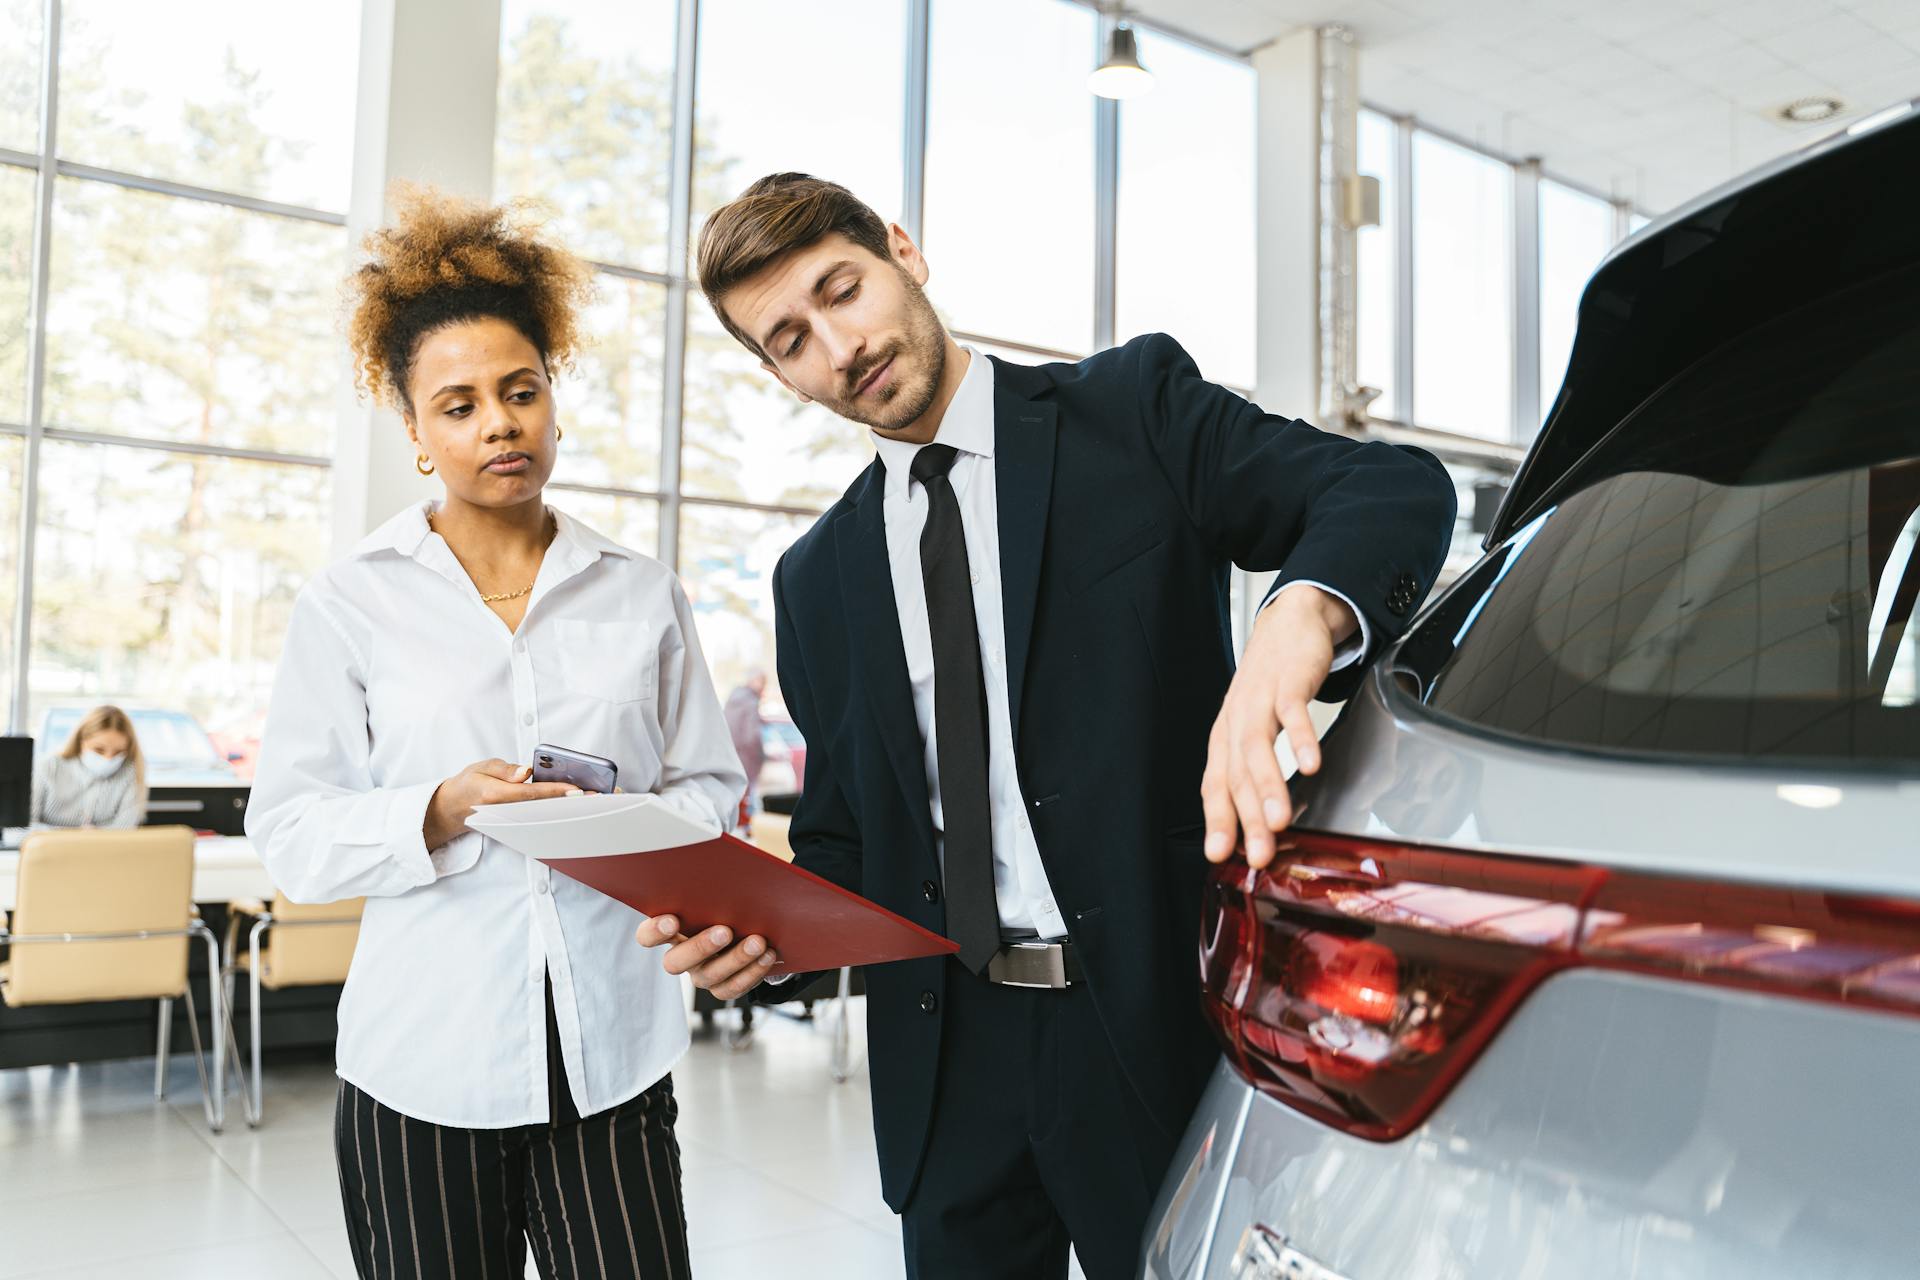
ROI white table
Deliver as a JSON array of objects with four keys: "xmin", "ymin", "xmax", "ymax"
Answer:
[{"xmin": 0, "ymin": 835, "xmax": 273, "ymax": 912}]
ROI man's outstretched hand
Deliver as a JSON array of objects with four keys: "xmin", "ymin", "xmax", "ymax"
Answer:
[
  {"xmin": 1201, "ymin": 585, "xmax": 1357, "ymax": 870},
  {"xmin": 634, "ymin": 915, "xmax": 779, "ymax": 1001}
]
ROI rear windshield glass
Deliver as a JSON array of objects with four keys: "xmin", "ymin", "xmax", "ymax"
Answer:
[{"xmin": 1406, "ymin": 267, "xmax": 1920, "ymax": 766}]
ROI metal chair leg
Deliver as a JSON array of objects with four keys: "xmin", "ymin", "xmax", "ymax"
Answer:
[
  {"xmin": 249, "ymin": 917, "xmax": 269, "ymax": 1125},
  {"xmin": 219, "ymin": 957, "xmax": 252, "ymax": 1117},
  {"xmin": 183, "ymin": 921, "xmax": 225, "ymax": 1133},
  {"xmin": 217, "ymin": 973, "xmax": 259, "ymax": 1128},
  {"xmin": 722, "ymin": 998, "xmax": 755, "ymax": 1052},
  {"xmin": 830, "ymin": 967, "xmax": 854, "ymax": 1084},
  {"xmin": 179, "ymin": 981, "xmax": 220, "ymax": 1133},
  {"xmin": 221, "ymin": 1004, "xmax": 248, "ymax": 1108},
  {"xmin": 154, "ymin": 997, "xmax": 173, "ymax": 1099},
  {"xmin": 225, "ymin": 1029, "xmax": 257, "ymax": 1126}
]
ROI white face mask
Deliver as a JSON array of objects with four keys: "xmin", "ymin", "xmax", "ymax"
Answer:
[{"xmin": 79, "ymin": 750, "xmax": 124, "ymax": 779}]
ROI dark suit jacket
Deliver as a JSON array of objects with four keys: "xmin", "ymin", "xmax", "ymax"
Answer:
[{"xmin": 767, "ymin": 333, "xmax": 1455, "ymax": 1209}]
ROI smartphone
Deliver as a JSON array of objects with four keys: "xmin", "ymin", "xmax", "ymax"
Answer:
[{"xmin": 530, "ymin": 744, "xmax": 618, "ymax": 795}]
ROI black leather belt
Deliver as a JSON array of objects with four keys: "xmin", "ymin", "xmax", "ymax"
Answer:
[{"xmin": 985, "ymin": 939, "xmax": 1083, "ymax": 989}]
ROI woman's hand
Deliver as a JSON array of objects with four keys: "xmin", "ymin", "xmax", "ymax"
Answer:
[{"xmin": 424, "ymin": 758, "xmax": 578, "ymax": 850}]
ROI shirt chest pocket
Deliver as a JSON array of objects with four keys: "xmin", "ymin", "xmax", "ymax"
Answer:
[{"xmin": 551, "ymin": 619, "xmax": 658, "ymax": 705}]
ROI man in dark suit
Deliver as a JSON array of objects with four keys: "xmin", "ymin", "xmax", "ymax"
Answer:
[{"xmin": 637, "ymin": 173, "xmax": 1455, "ymax": 1277}]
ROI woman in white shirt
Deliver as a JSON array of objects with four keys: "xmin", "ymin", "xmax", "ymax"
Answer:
[{"xmin": 247, "ymin": 190, "xmax": 749, "ymax": 1280}]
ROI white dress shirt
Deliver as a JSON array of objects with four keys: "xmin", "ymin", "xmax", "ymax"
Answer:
[
  {"xmin": 246, "ymin": 502, "xmax": 745, "ymax": 1128},
  {"xmin": 870, "ymin": 349, "xmax": 1367, "ymax": 941}
]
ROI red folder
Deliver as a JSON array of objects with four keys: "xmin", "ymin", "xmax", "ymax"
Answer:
[{"xmin": 539, "ymin": 833, "xmax": 958, "ymax": 975}]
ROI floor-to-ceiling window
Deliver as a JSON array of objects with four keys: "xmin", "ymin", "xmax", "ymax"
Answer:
[
  {"xmin": 1354, "ymin": 103, "xmax": 1646, "ymax": 574},
  {"xmin": 1410, "ymin": 130, "xmax": 1514, "ymax": 441},
  {"xmin": 1, "ymin": 0, "xmax": 358, "ymax": 777},
  {"xmin": 1538, "ymin": 176, "xmax": 1617, "ymax": 416},
  {"xmin": 1114, "ymin": 27, "xmax": 1255, "ymax": 390},
  {"xmin": 924, "ymin": 0, "xmax": 1096, "ymax": 359},
  {"xmin": 491, "ymin": 0, "xmax": 1255, "ymax": 711},
  {"xmin": 1356, "ymin": 106, "xmax": 1643, "ymax": 447},
  {"xmin": 13, "ymin": 0, "xmax": 1614, "ymax": 765}
]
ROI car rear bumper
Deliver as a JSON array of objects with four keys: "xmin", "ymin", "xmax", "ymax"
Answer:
[{"xmin": 1145, "ymin": 968, "xmax": 1920, "ymax": 1279}]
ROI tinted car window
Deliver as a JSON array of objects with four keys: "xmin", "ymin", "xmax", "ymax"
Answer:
[{"xmin": 1399, "ymin": 267, "xmax": 1920, "ymax": 766}]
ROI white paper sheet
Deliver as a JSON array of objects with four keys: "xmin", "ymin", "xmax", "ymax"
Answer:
[{"xmin": 465, "ymin": 792, "xmax": 721, "ymax": 861}]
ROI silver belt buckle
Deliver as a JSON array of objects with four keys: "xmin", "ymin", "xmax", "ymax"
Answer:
[{"xmin": 988, "ymin": 940, "xmax": 1072, "ymax": 989}]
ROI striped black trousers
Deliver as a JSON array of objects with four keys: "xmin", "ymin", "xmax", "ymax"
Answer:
[{"xmin": 332, "ymin": 985, "xmax": 691, "ymax": 1279}]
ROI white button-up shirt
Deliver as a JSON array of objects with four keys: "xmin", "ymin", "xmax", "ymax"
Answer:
[
  {"xmin": 246, "ymin": 502, "xmax": 744, "ymax": 1128},
  {"xmin": 870, "ymin": 349, "xmax": 1367, "ymax": 940}
]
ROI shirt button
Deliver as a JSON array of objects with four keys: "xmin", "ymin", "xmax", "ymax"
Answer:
[
  {"xmin": 919, "ymin": 992, "xmax": 938, "ymax": 1014},
  {"xmin": 515, "ymin": 639, "xmax": 526, "ymax": 654},
  {"xmin": 522, "ymin": 712, "xmax": 535, "ymax": 727},
  {"xmin": 535, "ymin": 879, "xmax": 550, "ymax": 896},
  {"xmin": 922, "ymin": 880, "xmax": 940, "ymax": 904}
]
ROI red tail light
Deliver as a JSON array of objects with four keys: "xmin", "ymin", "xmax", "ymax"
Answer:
[{"xmin": 1200, "ymin": 831, "xmax": 1920, "ymax": 1141}]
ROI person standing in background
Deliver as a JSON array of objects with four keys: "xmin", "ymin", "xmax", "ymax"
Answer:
[
  {"xmin": 33, "ymin": 705, "xmax": 147, "ymax": 829},
  {"xmin": 725, "ymin": 669, "xmax": 768, "ymax": 816}
]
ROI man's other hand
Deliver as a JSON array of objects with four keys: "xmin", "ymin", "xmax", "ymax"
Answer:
[{"xmin": 1201, "ymin": 584, "xmax": 1357, "ymax": 869}]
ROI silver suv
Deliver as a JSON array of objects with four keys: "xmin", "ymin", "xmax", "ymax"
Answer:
[{"xmin": 1144, "ymin": 98, "xmax": 1920, "ymax": 1279}]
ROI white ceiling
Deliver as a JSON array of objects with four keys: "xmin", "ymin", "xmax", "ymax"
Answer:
[{"xmin": 1125, "ymin": 0, "xmax": 1920, "ymax": 211}]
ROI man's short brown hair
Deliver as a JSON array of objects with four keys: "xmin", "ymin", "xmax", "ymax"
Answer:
[{"xmin": 697, "ymin": 173, "xmax": 893, "ymax": 358}]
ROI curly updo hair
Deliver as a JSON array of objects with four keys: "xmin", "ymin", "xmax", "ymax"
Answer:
[{"xmin": 346, "ymin": 186, "xmax": 596, "ymax": 412}]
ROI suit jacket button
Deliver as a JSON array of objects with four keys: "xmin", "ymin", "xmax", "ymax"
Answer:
[
  {"xmin": 919, "ymin": 992, "xmax": 938, "ymax": 1014},
  {"xmin": 922, "ymin": 880, "xmax": 940, "ymax": 904}
]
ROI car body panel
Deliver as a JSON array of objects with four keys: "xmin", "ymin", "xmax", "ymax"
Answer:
[
  {"xmin": 1292, "ymin": 664, "xmax": 1920, "ymax": 898},
  {"xmin": 1147, "ymin": 969, "xmax": 1920, "ymax": 1279},
  {"xmin": 1142, "ymin": 1067, "xmax": 1255, "ymax": 1279},
  {"xmin": 1492, "ymin": 96, "xmax": 1919, "ymax": 543},
  {"xmin": 1145, "ymin": 98, "xmax": 1920, "ymax": 1280}
]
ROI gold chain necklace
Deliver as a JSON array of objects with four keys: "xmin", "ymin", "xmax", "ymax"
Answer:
[{"xmin": 427, "ymin": 510, "xmax": 538, "ymax": 604}]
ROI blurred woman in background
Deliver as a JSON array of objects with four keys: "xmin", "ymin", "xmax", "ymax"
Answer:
[{"xmin": 32, "ymin": 704, "xmax": 148, "ymax": 828}]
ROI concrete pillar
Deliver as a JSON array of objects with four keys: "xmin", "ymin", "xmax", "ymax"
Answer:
[
  {"xmin": 331, "ymin": 0, "xmax": 504, "ymax": 556},
  {"xmin": 1251, "ymin": 27, "xmax": 1325, "ymax": 432},
  {"xmin": 1512, "ymin": 157, "xmax": 1542, "ymax": 442}
]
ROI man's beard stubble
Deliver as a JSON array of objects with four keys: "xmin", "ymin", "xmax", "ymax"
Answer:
[{"xmin": 829, "ymin": 277, "xmax": 948, "ymax": 434}]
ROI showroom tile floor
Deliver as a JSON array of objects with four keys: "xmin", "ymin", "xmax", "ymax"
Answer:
[{"xmin": 0, "ymin": 1004, "xmax": 1089, "ymax": 1279}]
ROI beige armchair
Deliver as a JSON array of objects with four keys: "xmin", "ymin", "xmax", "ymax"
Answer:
[
  {"xmin": 746, "ymin": 810, "xmax": 794, "ymax": 861},
  {"xmin": 0, "ymin": 826, "xmax": 225, "ymax": 1131},
  {"xmin": 223, "ymin": 893, "xmax": 363, "ymax": 1126}
]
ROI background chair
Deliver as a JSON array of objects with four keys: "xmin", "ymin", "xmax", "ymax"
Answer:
[
  {"xmin": 745, "ymin": 810, "xmax": 793, "ymax": 860},
  {"xmin": 222, "ymin": 893, "xmax": 362, "ymax": 1126},
  {"xmin": 0, "ymin": 826, "xmax": 224, "ymax": 1131}
]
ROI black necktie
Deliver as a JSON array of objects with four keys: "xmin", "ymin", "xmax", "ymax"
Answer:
[{"xmin": 911, "ymin": 444, "xmax": 1000, "ymax": 974}]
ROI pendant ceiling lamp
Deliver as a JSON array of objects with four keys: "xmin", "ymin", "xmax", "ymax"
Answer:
[{"xmin": 1089, "ymin": 19, "xmax": 1153, "ymax": 100}]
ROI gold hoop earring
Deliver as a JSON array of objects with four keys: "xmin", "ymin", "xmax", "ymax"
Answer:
[{"xmin": 415, "ymin": 454, "xmax": 435, "ymax": 476}]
